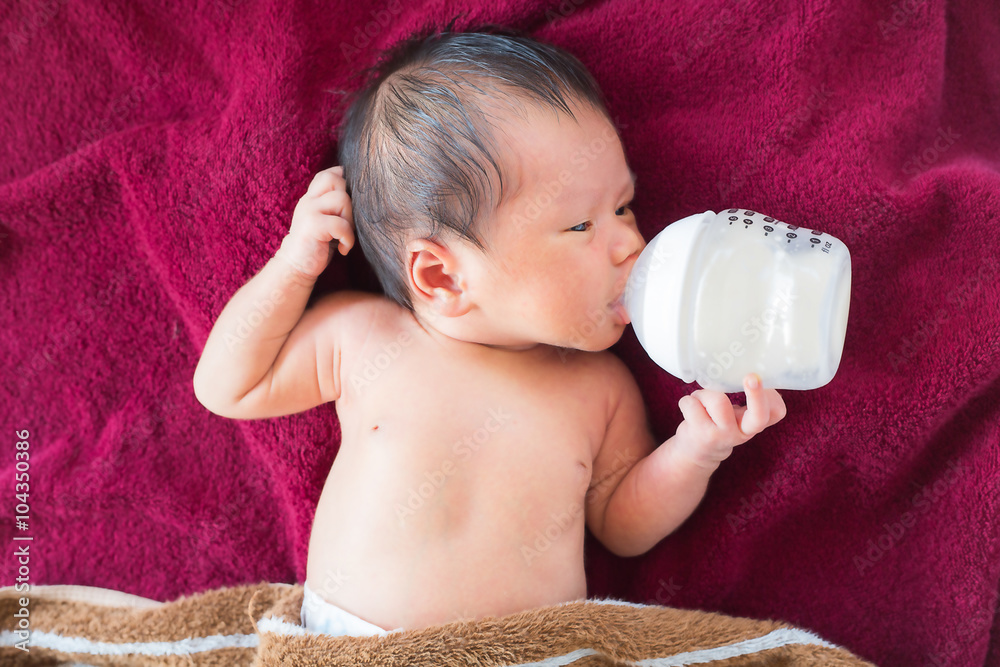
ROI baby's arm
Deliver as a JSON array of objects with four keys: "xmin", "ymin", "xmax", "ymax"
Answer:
[
  {"xmin": 585, "ymin": 360, "xmax": 786, "ymax": 558},
  {"xmin": 192, "ymin": 166, "xmax": 360, "ymax": 419}
]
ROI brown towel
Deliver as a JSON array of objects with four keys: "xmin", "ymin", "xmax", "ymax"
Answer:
[{"xmin": 0, "ymin": 584, "xmax": 875, "ymax": 665}]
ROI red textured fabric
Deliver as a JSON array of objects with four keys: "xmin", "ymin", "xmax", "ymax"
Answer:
[{"xmin": 2, "ymin": 1, "xmax": 998, "ymax": 665}]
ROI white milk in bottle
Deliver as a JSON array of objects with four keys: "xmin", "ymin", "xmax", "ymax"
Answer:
[{"xmin": 624, "ymin": 209, "xmax": 851, "ymax": 392}]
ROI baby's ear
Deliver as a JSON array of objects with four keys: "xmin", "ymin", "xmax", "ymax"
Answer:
[{"xmin": 405, "ymin": 238, "xmax": 471, "ymax": 317}]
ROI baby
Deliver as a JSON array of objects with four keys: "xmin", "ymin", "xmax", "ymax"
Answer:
[{"xmin": 192, "ymin": 27, "xmax": 786, "ymax": 636}]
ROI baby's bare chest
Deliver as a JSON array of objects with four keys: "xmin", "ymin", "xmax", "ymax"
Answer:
[
  {"xmin": 345, "ymin": 337, "xmax": 602, "ymax": 447},
  {"xmin": 334, "ymin": 338, "xmax": 610, "ymax": 529}
]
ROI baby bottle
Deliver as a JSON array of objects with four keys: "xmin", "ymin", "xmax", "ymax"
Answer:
[{"xmin": 623, "ymin": 209, "xmax": 851, "ymax": 392}]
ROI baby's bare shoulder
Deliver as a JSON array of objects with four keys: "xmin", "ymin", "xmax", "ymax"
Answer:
[
  {"xmin": 300, "ymin": 291, "xmax": 409, "ymax": 364},
  {"xmin": 317, "ymin": 290, "xmax": 411, "ymax": 343},
  {"xmin": 557, "ymin": 349, "xmax": 638, "ymax": 401}
]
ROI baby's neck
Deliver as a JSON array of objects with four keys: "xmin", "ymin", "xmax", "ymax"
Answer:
[{"xmin": 410, "ymin": 308, "xmax": 545, "ymax": 354}]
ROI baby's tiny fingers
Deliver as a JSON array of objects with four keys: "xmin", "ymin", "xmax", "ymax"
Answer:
[
  {"xmin": 769, "ymin": 390, "xmax": 788, "ymax": 424},
  {"xmin": 738, "ymin": 374, "xmax": 770, "ymax": 435},
  {"xmin": 691, "ymin": 389, "xmax": 739, "ymax": 432},
  {"xmin": 336, "ymin": 228, "xmax": 355, "ymax": 255},
  {"xmin": 739, "ymin": 379, "xmax": 786, "ymax": 435},
  {"xmin": 306, "ymin": 167, "xmax": 347, "ymax": 198},
  {"xmin": 326, "ymin": 216, "xmax": 355, "ymax": 255},
  {"xmin": 678, "ymin": 394, "xmax": 711, "ymax": 426},
  {"xmin": 313, "ymin": 188, "xmax": 354, "ymax": 225}
]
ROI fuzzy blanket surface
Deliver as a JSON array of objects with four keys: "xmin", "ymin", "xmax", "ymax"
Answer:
[
  {"xmin": 0, "ymin": 584, "xmax": 876, "ymax": 665},
  {"xmin": 1, "ymin": 1, "xmax": 999, "ymax": 666}
]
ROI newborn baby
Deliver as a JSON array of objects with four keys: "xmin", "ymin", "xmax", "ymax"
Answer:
[{"xmin": 193, "ymin": 27, "xmax": 786, "ymax": 635}]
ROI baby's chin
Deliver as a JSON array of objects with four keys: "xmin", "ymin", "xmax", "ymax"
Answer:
[{"xmin": 559, "ymin": 323, "xmax": 627, "ymax": 353}]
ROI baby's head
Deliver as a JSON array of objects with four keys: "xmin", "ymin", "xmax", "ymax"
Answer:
[{"xmin": 337, "ymin": 25, "xmax": 643, "ymax": 351}]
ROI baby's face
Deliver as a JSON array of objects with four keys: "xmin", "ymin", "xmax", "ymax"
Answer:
[{"xmin": 470, "ymin": 103, "xmax": 645, "ymax": 351}]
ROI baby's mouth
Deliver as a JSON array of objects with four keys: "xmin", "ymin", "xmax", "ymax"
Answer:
[
  {"xmin": 608, "ymin": 270, "xmax": 633, "ymax": 325},
  {"xmin": 609, "ymin": 293, "xmax": 630, "ymax": 326}
]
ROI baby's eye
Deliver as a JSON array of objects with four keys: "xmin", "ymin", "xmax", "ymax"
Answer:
[
  {"xmin": 567, "ymin": 221, "xmax": 591, "ymax": 232},
  {"xmin": 616, "ymin": 205, "xmax": 631, "ymax": 216}
]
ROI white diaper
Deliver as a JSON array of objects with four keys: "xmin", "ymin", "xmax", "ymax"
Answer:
[{"xmin": 300, "ymin": 582, "xmax": 401, "ymax": 636}]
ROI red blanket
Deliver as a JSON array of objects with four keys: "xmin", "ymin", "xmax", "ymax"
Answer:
[{"xmin": 2, "ymin": 1, "xmax": 998, "ymax": 666}]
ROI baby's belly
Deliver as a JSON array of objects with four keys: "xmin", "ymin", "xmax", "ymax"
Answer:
[{"xmin": 305, "ymin": 445, "xmax": 591, "ymax": 631}]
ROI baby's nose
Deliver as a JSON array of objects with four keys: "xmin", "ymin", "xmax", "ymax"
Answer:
[{"xmin": 612, "ymin": 220, "xmax": 645, "ymax": 265}]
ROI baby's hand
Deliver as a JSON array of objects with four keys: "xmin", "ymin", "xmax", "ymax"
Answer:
[
  {"xmin": 671, "ymin": 374, "xmax": 787, "ymax": 472},
  {"xmin": 277, "ymin": 165, "xmax": 355, "ymax": 279}
]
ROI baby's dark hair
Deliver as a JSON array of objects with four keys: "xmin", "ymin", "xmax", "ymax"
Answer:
[{"xmin": 335, "ymin": 21, "xmax": 613, "ymax": 311}]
